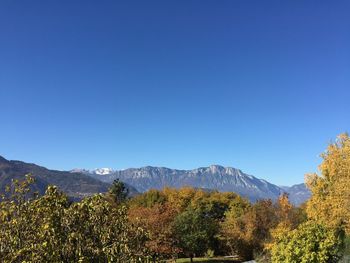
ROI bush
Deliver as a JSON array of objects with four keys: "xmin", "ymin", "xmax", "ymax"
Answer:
[{"xmin": 271, "ymin": 221, "xmax": 344, "ymax": 263}]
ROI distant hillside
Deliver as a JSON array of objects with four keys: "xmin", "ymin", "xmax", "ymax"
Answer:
[
  {"xmin": 0, "ymin": 155, "xmax": 111, "ymax": 199},
  {"xmin": 80, "ymin": 165, "xmax": 310, "ymax": 204},
  {"xmin": 280, "ymin": 183, "xmax": 311, "ymax": 205}
]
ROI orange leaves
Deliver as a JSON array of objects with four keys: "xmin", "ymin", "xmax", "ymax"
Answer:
[{"xmin": 128, "ymin": 203, "xmax": 180, "ymax": 256}]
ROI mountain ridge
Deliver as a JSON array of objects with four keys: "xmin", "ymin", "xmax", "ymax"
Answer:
[
  {"xmin": 77, "ymin": 164, "xmax": 310, "ymax": 205},
  {"xmin": 0, "ymin": 155, "xmax": 310, "ymax": 205}
]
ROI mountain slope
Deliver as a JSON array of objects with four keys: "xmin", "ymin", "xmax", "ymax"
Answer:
[
  {"xmin": 82, "ymin": 165, "xmax": 309, "ymax": 204},
  {"xmin": 280, "ymin": 183, "xmax": 311, "ymax": 205},
  {"xmin": 0, "ymin": 156, "xmax": 111, "ymax": 199}
]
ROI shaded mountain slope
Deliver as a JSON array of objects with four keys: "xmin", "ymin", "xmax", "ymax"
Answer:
[{"xmin": 0, "ymin": 156, "xmax": 110, "ymax": 199}]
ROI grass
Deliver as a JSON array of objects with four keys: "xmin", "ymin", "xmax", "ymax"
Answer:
[
  {"xmin": 340, "ymin": 236, "xmax": 350, "ymax": 263},
  {"xmin": 176, "ymin": 258, "xmax": 240, "ymax": 263}
]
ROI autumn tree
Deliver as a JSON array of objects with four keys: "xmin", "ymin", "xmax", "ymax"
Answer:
[
  {"xmin": 220, "ymin": 203, "xmax": 251, "ymax": 259},
  {"xmin": 221, "ymin": 199, "xmax": 277, "ymax": 260},
  {"xmin": 163, "ymin": 187, "xmax": 197, "ymax": 212},
  {"xmin": 304, "ymin": 134, "xmax": 350, "ymax": 236},
  {"xmin": 306, "ymin": 134, "xmax": 350, "ymax": 234},
  {"xmin": 128, "ymin": 189, "xmax": 166, "ymax": 208},
  {"xmin": 271, "ymin": 193, "xmax": 306, "ymax": 234},
  {"xmin": 190, "ymin": 190, "xmax": 245, "ymax": 221},
  {"xmin": 128, "ymin": 203, "xmax": 180, "ymax": 261}
]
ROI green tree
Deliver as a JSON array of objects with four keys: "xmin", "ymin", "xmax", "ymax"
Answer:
[
  {"xmin": 108, "ymin": 179, "xmax": 129, "ymax": 204},
  {"xmin": 173, "ymin": 208, "xmax": 218, "ymax": 262}
]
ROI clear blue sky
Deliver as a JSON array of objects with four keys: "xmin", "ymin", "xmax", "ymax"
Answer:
[{"xmin": 0, "ymin": 1, "xmax": 349, "ymax": 185}]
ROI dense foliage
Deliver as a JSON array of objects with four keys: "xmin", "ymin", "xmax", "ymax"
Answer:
[
  {"xmin": 127, "ymin": 186, "xmax": 307, "ymax": 261},
  {"xmin": 0, "ymin": 176, "xmax": 149, "ymax": 263},
  {"xmin": 306, "ymin": 133, "xmax": 350, "ymax": 234},
  {"xmin": 271, "ymin": 221, "xmax": 344, "ymax": 263}
]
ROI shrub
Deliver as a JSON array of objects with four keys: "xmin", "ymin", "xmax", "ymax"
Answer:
[{"xmin": 271, "ymin": 221, "xmax": 344, "ymax": 263}]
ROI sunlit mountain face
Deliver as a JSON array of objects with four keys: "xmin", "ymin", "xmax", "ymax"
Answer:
[{"xmin": 77, "ymin": 165, "xmax": 310, "ymax": 205}]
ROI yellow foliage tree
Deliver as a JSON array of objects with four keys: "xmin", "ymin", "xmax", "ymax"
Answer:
[{"xmin": 306, "ymin": 133, "xmax": 350, "ymax": 234}]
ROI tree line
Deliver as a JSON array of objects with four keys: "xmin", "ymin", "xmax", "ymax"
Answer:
[{"xmin": 0, "ymin": 133, "xmax": 349, "ymax": 262}]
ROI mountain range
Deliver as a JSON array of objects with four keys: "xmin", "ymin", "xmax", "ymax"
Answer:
[
  {"xmin": 75, "ymin": 165, "xmax": 310, "ymax": 205},
  {"xmin": 0, "ymin": 155, "xmax": 310, "ymax": 204}
]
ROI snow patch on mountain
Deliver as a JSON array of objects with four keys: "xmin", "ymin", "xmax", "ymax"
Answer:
[{"xmin": 93, "ymin": 168, "xmax": 115, "ymax": 175}]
